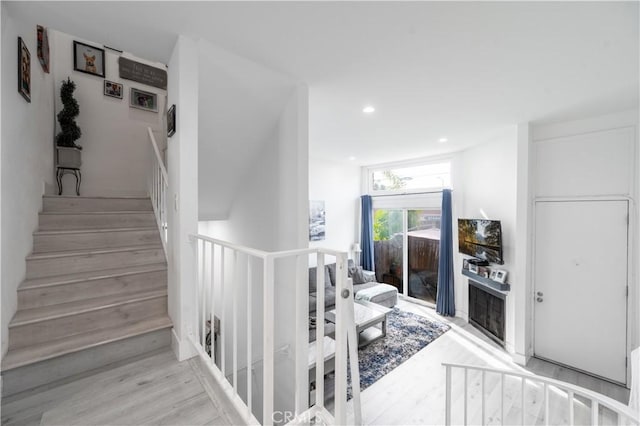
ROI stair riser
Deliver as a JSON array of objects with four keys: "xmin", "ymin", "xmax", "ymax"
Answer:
[
  {"xmin": 26, "ymin": 247, "xmax": 165, "ymax": 279},
  {"xmin": 9, "ymin": 296, "xmax": 167, "ymax": 349},
  {"xmin": 33, "ymin": 229, "xmax": 161, "ymax": 253},
  {"xmin": 43, "ymin": 197, "xmax": 153, "ymax": 212},
  {"xmin": 1, "ymin": 328, "xmax": 170, "ymax": 397},
  {"xmin": 39, "ymin": 213, "xmax": 156, "ymax": 230},
  {"xmin": 18, "ymin": 270, "xmax": 167, "ymax": 310}
]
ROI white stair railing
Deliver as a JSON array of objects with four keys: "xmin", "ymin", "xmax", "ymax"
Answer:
[
  {"xmin": 147, "ymin": 127, "xmax": 168, "ymax": 254},
  {"xmin": 190, "ymin": 234, "xmax": 362, "ymax": 426},
  {"xmin": 443, "ymin": 363, "xmax": 639, "ymax": 426}
]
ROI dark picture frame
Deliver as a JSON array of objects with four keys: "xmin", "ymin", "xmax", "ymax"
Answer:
[
  {"xmin": 18, "ymin": 37, "xmax": 31, "ymax": 103},
  {"xmin": 167, "ymin": 104, "xmax": 176, "ymax": 137},
  {"xmin": 130, "ymin": 87, "xmax": 158, "ymax": 112},
  {"xmin": 103, "ymin": 80, "xmax": 123, "ymax": 99},
  {"xmin": 37, "ymin": 25, "xmax": 50, "ymax": 73},
  {"xmin": 73, "ymin": 40, "xmax": 105, "ymax": 78}
]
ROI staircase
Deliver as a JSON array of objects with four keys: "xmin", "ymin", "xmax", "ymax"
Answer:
[{"xmin": 1, "ymin": 195, "xmax": 172, "ymax": 397}]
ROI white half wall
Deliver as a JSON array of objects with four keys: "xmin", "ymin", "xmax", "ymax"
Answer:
[
  {"xmin": 167, "ymin": 34, "xmax": 199, "ymax": 361},
  {"xmin": 1, "ymin": 6, "xmax": 56, "ymax": 357},
  {"xmin": 454, "ymin": 127, "xmax": 519, "ymax": 353},
  {"xmin": 50, "ymin": 30, "xmax": 166, "ymax": 197},
  {"xmin": 309, "ymin": 158, "xmax": 360, "ymax": 262}
]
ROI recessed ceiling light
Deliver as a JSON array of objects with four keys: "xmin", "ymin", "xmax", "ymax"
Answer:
[
  {"xmin": 348, "ymin": 156, "xmax": 356, "ymax": 161},
  {"xmin": 362, "ymin": 106, "xmax": 375, "ymax": 114},
  {"xmin": 438, "ymin": 138, "xmax": 448, "ymax": 143}
]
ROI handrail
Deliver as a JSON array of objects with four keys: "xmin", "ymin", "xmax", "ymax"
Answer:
[
  {"xmin": 147, "ymin": 127, "xmax": 168, "ymax": 183},
  {"xmin": 443, "ymin": 362, "xmax": 639, "ymax": 424},
  {"xmin": 189, "ymin": 233, "xmax": 351, "ymax": 260},
  {"xmin": 147, "ymin": 127, "xmax": 168, "ymax": 255},
  {"xmin": 190, "ymin": 234, "xmax": 362, "ymax": 425}
]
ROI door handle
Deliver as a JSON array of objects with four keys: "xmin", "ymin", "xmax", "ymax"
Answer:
[
  {"xmin": 536, "ymin": 297, "xmax": 544, "ymax": 303},
  {"xmin": 537, "ymin": 291, "xmax": 543, "ymax": 296}
]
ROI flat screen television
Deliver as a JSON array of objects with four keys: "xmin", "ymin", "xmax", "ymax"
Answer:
[{"xmin": 458, "ymin": 219, "xmax": 504, "ymax": 264}]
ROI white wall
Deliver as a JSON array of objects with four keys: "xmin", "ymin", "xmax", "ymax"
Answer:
[
  {"xmin": 1, "ymin": 6, "xmax": 56, "ymax": 357},
  {"xmin": 166, "ymin": 35, "xmax": 199, "ymax": 361},
  {"xmin": 454, "ymin": 127, "xmax": 519, "ymax": 353},
  {"xmin": 51, "ymin": 30, "xmax": 166, "ymax": 197},
  {"xmin": 308, "ymin": 157, "xmax": 360, "ymax": 261},
  {"xmin": 530, "ymin": 109, "xmax": 639, "ymax": 381}
]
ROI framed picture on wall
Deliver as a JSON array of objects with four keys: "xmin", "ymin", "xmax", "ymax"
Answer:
[
  {"xmin": 18, "ymin": 37, "xmax": 31, "ymax": 102},
  {"xmin": 167, "ymin": 104, "xmax": 176, "ymax": 137},
  {"xmin": 73, "ymin": 40, "xmax": 105, "ymax": 78},
  {"xmin": 130, "ymin": 87, "xmax": 158, "ymax": 112},
  {"xmin": 103, "ymin": 80, "xmax": 123, "ymax": 99},
  {"xmin": 309, "ymin": 200, "xmax": 326, "ymax": 241}
]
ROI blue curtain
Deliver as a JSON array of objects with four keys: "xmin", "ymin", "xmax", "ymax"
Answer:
[
  {"xmin": 361, "ymin": 195, "xmax": 375, "ymax": 271},
  {"xmin": 436, "ymin": 189, "xmax": 455, "ymax": 316}
]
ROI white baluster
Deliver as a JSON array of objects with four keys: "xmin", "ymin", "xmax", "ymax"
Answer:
[
  {"xmin": 315, "ymin": 254, "xmax": 326, "ymax": 408},
  {"xmin": 445, "ymin": 365, "xmax": 452, "ymax": 426},
  {"xmin": 263, "ymin": 256, "xmax": 275, "ymax": 426}
]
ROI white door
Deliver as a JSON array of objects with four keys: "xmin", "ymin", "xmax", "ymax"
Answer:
[{"xmin": 534, "ymin": 200, "xmax": 628, "ymax": 384}]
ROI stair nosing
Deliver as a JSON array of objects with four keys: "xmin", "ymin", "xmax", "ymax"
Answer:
[
  {"xmin": 26, "ymin": 244, "xmax": 163, "ymax": 260},
  {"xmin": 43, "ymin": 195, "xmax": 151, "ymax": 200},
  {"xmin": 9, "ymin": 289, "xmax": 168, "ymax": 327},
  {"xmin": 19, "ymin": 263, "xmax": 168, "ymax": 290},
  {"xmin": 34, "ymin": 226, "xmax": 159, "ymax": 236},
  {"xmin": 40, "ymin": 211, "xmax": 154, "ymax": 216},
  {"xmin": 2, "ymin": 316, "xmax": 172, "ymax": 371}
]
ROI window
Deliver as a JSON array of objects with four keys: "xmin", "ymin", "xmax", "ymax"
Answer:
[{"xmin": 370, "ymin": 161, "xmax": 451, "ymax": 194}]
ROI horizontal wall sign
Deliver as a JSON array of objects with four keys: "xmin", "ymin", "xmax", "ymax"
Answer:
[{"xmin": 118, "ymin": 57, "xmax": 167, "ymax": 90}]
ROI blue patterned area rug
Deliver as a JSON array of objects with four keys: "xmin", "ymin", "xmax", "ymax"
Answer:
[{"xmin": 347, "ymin": 307, "xmax": 450, "ymax": 399}]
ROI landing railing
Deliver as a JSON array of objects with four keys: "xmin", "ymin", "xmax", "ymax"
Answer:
[
  {"xmin": 190, "ymin": 234, "xmax": 362, "ymax": 426},
  {"xmin": 443, "ymin": 363, "xmax": 639, "ymax": 426},
  {"xmin": 147, "ymin": 127, "xmax": 168, "ymax": 254}
]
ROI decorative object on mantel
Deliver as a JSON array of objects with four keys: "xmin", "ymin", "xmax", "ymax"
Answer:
[
  {"xmin": 103, "ymin": 80, "xmax": 123, "ymax": 99},
  {"xmin": 55, "ymin": 78, "xmax": 82, "ymax": 196},
  {"xmin": 130, "ymin": 87, "xmax": 158, "ymax": 112},
  {"xmin": 18, "ymin": 37, "xmax": 31, "ymax": 102},
  {"xmin": 490, "ymin": 269, "xmax": 507, "ymax": 284},
  {"xmin": 73, "ymin": 40, "xmax": 105, "ymax": 78},
  {"xmin": 36, "ymin": 25, "xmax": 49, "ymax": 73},
  {"xmin": 167, "ymin": 104, "xmax": 176, "ymax": 137},
  {"xmin": 118, "ymin": 57, "xmax": 167, "ymax": 90}
]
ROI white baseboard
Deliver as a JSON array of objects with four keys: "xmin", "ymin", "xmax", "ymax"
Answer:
[{"xmin": 171, "ymin": 328, "xmax": 197, "ymax": 362}]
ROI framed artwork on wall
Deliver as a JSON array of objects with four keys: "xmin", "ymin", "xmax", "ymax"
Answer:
[
  {"xmin": 167, "ymin": 104, "xmax": 176, "ymax": 137},
  {"xmin": 309, "ymin": 200, "xmax": 326, "ymax": 241},
  {"xmin": 130, "ymin": 87, "xmax": 158, "ymax": 112},
  {"xmin": 36, "ymin": 25, "xmax": 50, "ymax": 73},
  {"xmin": 73, "ymin": 40, "xmax": 105, "ymax": 78},
  {"xmin": 18, "ymin": 37, "xmax": 31, "ymax": 102},
  {"xmin": 103, "ymin": 80, "xmax": 123, "ymax": 99}
]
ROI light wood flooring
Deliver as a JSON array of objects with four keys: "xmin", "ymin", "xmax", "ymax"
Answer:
[
  {"xmin": 1, "ymin": 349, "xmax": 234, "ymax": 426},
  {"xmin": 340, "ymin": 299, "xmax": 631, "ymax": 425}
]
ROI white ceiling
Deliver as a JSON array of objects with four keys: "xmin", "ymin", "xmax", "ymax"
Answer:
[{"xmin": 6, "ymin": 1, "xmax": 639, "ymax": 213}]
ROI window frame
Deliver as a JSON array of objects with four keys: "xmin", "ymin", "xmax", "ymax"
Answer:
[{"xmin": 365, "ymin": 156, "xmax": 454, "ymax": 196}]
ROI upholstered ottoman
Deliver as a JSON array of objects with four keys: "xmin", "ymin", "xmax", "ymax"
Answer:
[{"xmin": 355, "ymin": 283, "xmax": 398, "ymax": 308}]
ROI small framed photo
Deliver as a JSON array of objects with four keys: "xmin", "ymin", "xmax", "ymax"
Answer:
[
  {"xmin": 167, "ymin": 104, "xmax": 176, "ymax": 137},
  {"xmin": 130, "ymin": 88, "xmax": 158, "ymax": 112},
  {"xmin": 103, "ymin": 80, "xmax": 123, "ymax": 99},
  {"xmin": 73, "ymin": 41, "xmax": 105, "ymax": 78},
  {"xmin": 469, "ymin": 263, "xmax": 478, "ymax": 274},
  {"xmin": 493, "ymin": 269, "xmax": 507, "ymax": 284},
  {"xmin": 18, "ymin": 37, "xmax": 31, "ymax": 102}
]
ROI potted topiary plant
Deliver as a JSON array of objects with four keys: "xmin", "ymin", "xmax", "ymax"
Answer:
[{"xmin": 55, "ymin": 77, "xmax": 82, "ymax": 169}]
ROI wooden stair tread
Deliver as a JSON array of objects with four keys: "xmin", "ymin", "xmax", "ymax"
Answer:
[
  {"xmin": 40, "ymin": 211, "xmax": 154, "ymax": 215},
  {"xmin": 43, "ymin": 195, "xmax": 151, "ymax": 199},
  {"xmin": 1, "ymin": 316, "xmax": 172, "ymax": 371},
  {"xmin": 34, "ymin": 226, "xmax": 158, "ymax": 236},
  {"xmin": 19, "ymin": 263, "xmax": 167, "ymax": 290},
  {"xmin": 10, "ymin": 289, "xmax": 168, "ymax": 327},
  {"xmin": 26, "ymin": 244, "xmax": 162, "ymax": 261}
]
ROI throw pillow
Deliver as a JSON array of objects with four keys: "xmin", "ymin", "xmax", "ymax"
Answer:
[{"xmin": 351, "ymin": 266, "xmax": 368, "ymax": 284}]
